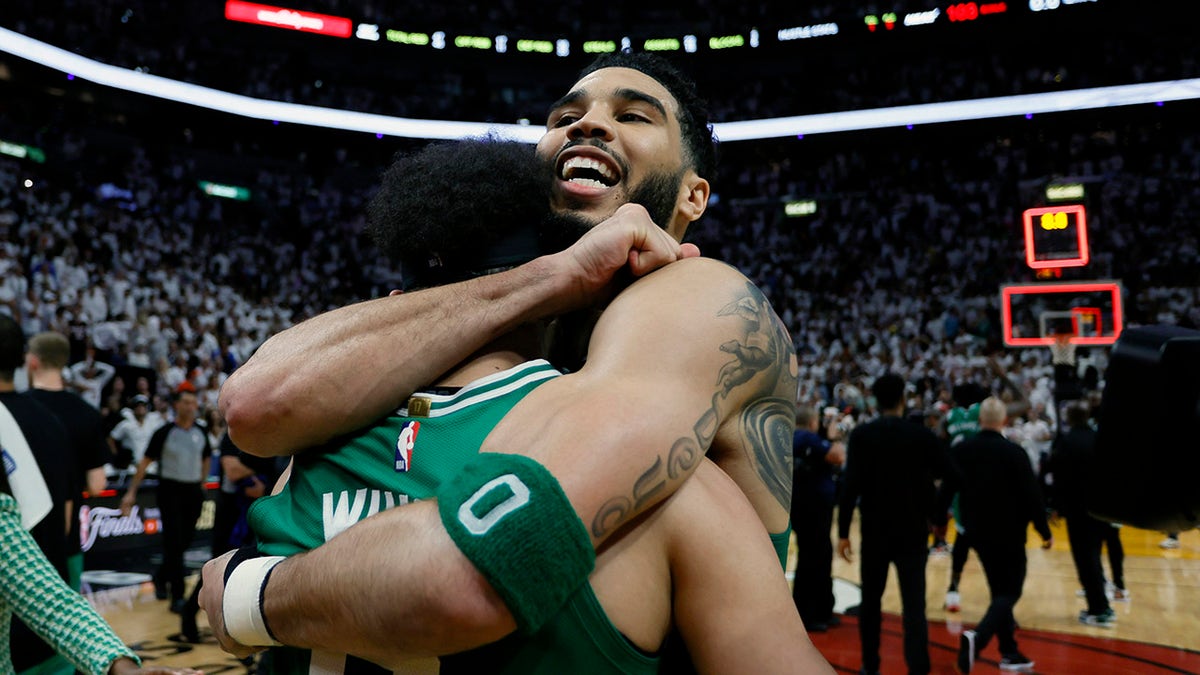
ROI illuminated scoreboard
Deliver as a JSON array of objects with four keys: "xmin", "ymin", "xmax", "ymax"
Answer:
[{"xmin": 1022, "ymin": 204, "xmax": 1090, "ymax": 268}]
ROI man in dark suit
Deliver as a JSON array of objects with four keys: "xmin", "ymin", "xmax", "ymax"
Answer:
[
  {"xmin": 792, "ymin": 403, "xmax": 846, "ymax": 632},
  {"xmin": 838, "ymin": 373, "xmax": 951, "ymax": 675},
  {"xmin": 24, "ymin": 331, "xmax": 111, "ymax": 590},
  {"xmin": 938, "ymin": 397, "xmax": 1053, "ymax": 674},
  {"xmin": 1045, "ymin": 401, "xmax": 1117, "ymax": 627}
]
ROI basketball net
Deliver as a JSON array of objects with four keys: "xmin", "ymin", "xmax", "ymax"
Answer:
[{"xmin": 1050, "ymin": 332, "xmax": 1077, "ymax": 366}]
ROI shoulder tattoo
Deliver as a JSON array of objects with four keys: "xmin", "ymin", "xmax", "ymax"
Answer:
[
  {"xmin": 721, "ymin": 282, "xmax": 796, "ymax": 511},
  {"xmin": 590, "ymin": 281, "xmax": 798, "ymax": 538}
]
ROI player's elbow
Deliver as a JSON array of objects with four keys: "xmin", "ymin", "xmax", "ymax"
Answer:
[
  {"xmin": 220, "ymin": 395, "xmax": 265, "ymax": 454},
  {"xmin": 378, "ymin": 571, "xmax": 515, "ymax": 657},
  {"xmin": 434, "ymin": 570, "xmax": 517, "ymax": 648},
  {"xmin": 220, "ymin": 369, "xmax": 294, "ymax": 456}
]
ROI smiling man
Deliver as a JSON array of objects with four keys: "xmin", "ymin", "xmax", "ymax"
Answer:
[
  {"xmin": 539, "ymin": 67, "xmax": 714, "ymax": 242},
  {"xmin": 204, "ymin": 52, "xmax": 808, "ymax": 670}
]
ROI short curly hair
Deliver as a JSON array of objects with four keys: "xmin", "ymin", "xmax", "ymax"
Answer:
[
  {"xmin": 576, "ymin": 52, "xmax": 718, "ymax": 182},
  {"xmin": 366, "ymin": 136, "xmax": 585, "ymax": 290}
]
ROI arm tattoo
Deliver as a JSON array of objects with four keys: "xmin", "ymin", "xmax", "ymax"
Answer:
[
  {"xmin": 721, "ymin": 283, "xmax": 796, "ymax": 510},
  {"xmin": 741, "ymin": 397, "xmax": 796, "ymax": 510},
  {"xmin": 592, "ymin": 498, "xmax": 630, "ymax": 539},
  {"xmin": 591, "ymin": 425, "xmax": 708, "ymax": 539},
  {"xmin": 589, "ymin": 281, "xmax": 797, "ymax": 538},
  {"xmin": 592, "ymin": 457, "xmax": 668, "ymax": 538},
  {"xmin": 666, "ymin": 437, "xmax": 702, "ymax": 480}
]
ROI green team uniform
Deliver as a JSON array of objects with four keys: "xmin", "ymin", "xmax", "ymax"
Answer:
[
  {"xmin": 944, "ymin": 402, "xmax": 982, "ymax": 531},
  {"xmin": 945, "ymin": 403, "xmax": 981, "ymax": 447},
  {"xmin": 248, "ymin": 360, "xmax": 659, "ymax": 675},
  {"xmin": 770, "ymin": 529, "xmax": 790, "ymax": 569}
]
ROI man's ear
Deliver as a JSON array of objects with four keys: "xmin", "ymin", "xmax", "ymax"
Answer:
[
  {"xmin": 667, "ymin": 171, "xmax": 710, "ymax": 241},
  {"xmin": 680, "ymin": 172, "xmax": 710, "ymax": 223}
]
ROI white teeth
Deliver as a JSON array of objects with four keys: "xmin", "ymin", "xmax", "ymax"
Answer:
[
  {"xmin": 561, "ymin": 156, "xmax": 617, "ymax": 184},
  {"xmin": 569, "ymin": 177, "xmax": 608, "ymax": 188}
]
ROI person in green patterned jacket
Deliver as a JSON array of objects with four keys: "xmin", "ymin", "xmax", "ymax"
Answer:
[
  {"xmin": 0, "ymin": 315, "xmax": 200, "ymax": 675},
  {"xmin": 0, "ymin": 489, "xmax": 202, "ymax": 675}
]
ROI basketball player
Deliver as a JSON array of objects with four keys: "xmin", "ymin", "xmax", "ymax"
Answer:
[
  {"xmin": 205, "ymin": 52, "xmax": 803, "ymax": 665},
  {"xmin": 205, "ymin": 137, "xmax": 826, "ymax": 673}
]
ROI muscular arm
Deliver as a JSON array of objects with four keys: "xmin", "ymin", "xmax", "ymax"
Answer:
[
  {"xmin": 668, "ymin": 463, "xmax": 833, "ymax": 674},
  {"xmin": 486, "ymin": 258, "xmax": 797, "ymax": 541},
  {"xmin": 221, "ymin": 203, "xmax": 697, "ymax": 457},
  {"xmin": 0, "ymin": 493, "xmax": 141, "ymax": 675},
  {"xmin": 261, "ymin": 499, "xmax": 511, "ymax": 663},
  {"xmin": 220, "ymin": 263, "xmax": 565, "ymax": 458},
  {"xmin": 209, "ymin": 258, "xmax": 798, "ymax": 660}
]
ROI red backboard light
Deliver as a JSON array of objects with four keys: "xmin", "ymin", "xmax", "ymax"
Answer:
[
  {"xmin": 1001, "ymin": 281, "xmax": 1123, "ymax": 347},
  {"xmin": 1022, "ymin": 204, "xmax": 1090, "ymax": 269}
]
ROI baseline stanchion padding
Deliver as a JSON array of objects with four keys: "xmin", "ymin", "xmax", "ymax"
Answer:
[{"xmin": 1093, "ymin": 325, "xmax": 1200, "ymax": 532}]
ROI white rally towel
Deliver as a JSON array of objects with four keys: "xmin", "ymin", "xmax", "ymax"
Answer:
[{"xmin": 0, "ymin": 399, "xmax": 52, "ymax": 530}]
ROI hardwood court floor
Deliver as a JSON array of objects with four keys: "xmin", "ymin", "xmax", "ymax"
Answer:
[
  {"xmin": 92, "ymin": 523, "xmax": 1199, "ymax": 673},
  {"xmin": 822, "ymin": 521, "xmax": 1200, "ymax": 673}
]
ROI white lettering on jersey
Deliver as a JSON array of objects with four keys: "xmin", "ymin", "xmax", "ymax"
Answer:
[{"xmin": 322, "ymin": 488, "xmax": 411, "ymax": 541}]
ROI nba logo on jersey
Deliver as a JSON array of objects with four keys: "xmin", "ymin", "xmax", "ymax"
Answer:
[{"xmin": 396, "ymin": 421, "xmax": 419, "ymax": 472}]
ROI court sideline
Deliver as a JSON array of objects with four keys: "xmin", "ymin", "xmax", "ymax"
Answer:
[{"xmin": 89, "ymin": 516, "xmax": 1200, "ymax": 673}]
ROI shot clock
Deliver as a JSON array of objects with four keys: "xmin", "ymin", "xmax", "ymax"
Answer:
[{"xmin": 1021, "ymin": 204, "xmax": 1089, "ymax": 269}]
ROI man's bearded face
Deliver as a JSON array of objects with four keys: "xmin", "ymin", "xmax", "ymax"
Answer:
[{"xmin": 537, "ymin": 66, "xmax": 692, "ymax": 235}]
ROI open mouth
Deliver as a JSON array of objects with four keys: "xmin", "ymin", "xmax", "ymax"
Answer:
[{"xmin": 557, "ymin": 153, "xmax": 620, "ymax": 189}]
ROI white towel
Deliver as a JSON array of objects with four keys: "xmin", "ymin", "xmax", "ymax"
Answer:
[{"xmin": 0, "ymin": 399, "xmax": 52, "ymax": 530}]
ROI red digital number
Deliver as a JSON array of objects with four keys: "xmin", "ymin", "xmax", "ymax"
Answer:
[{"xmin": 947, "ymin": 3, "xmax": 980, "ymax": 21}]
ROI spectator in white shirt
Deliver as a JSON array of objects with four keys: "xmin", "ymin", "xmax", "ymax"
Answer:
[
  {"xmin": 67, "ymin": 348, "xmax": 116, "ymax": 409},
  {"xmin": 108, "ymin": 394, "xmax": 165, "ymax": 477}
]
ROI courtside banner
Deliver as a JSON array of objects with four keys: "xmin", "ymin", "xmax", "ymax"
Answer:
[{"xmin": 224, "ymin": 0, "xmax": 353, "ymax": 38}]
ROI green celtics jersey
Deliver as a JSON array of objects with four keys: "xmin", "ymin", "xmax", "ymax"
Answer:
[
  {"xmin": 440, "ymin": 582, "xmax": 658, "ymax": 674},
  {"xmin": 250, "ymin": 360, "xmax": 560, "ymax": 558},
  {"xmin": 945, "ymin": 402, "xmax": 982, "ymax": 447},
  {"xmin": 770, "ymin": 527, "xmax": 791, "ymax": 569},
  {"xmin": 249, "ymin": 360, "xmax": 659, "ymax": 675},
  {"xmin": 944, "ymin": 402, "xmax": 981, "ymax": 530}
]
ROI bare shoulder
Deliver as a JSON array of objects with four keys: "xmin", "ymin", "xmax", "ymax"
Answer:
[
  {"xmin": 666, "ymin": 459, "xmax": 753, "ymax": 514},
  {"xmin": 573, "ymin": 256, "xmax": 797, "ymax": 528},
  {"xmin": 619, "ymin": 256, "xmax": 751, "ymax": 297},
  {"xmin": 593, "ymin": 257, "xmax": 789, "ymax": 353},
  {"xmin": 584, "ymin": 256, "xmax": 795, "ymax": 401}
]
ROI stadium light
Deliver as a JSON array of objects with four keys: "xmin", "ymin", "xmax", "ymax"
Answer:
[{"xmin": 1, "ymin": 26, "xmax": 1198, "ymax": 143}]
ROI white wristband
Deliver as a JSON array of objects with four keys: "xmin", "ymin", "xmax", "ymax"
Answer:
[{"xmin": 224, "ymin": 555, "xmax": 287, "ymax": 647}]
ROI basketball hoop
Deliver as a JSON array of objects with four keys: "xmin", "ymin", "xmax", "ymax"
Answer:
[{"xmin": 1050, "ymin": 333, "xmax": 1076, "ymax": 366}]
